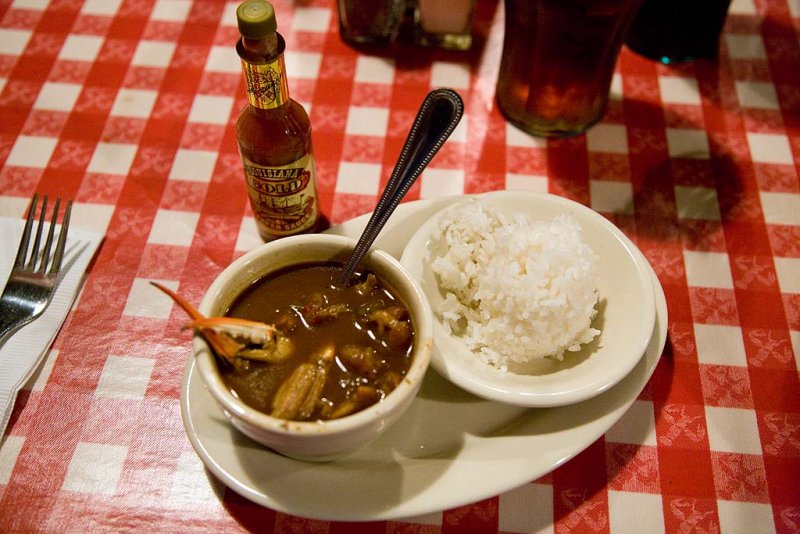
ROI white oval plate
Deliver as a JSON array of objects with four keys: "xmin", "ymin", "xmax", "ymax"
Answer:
[
  {"xmin": 180, "ymin": 194, "xmax": 668, "ymax": 521},
  {"xmin": 400, "ymin": 191, "xmax": 656, "ymax": 407}
]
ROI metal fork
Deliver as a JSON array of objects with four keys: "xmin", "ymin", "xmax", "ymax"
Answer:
[{"xmin": 0, "ymin": 194, "xmax": 72, "ymax": 346}]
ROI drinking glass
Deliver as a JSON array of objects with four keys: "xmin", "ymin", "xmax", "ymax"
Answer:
[{"xmin": 496, "ymin": 0, "xmax": 642, "ymax": 138}]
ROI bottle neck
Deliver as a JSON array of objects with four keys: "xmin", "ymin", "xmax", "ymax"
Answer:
[{"xmin": 237, "ymin": 33, "xmax": 290, "ymax": 110}]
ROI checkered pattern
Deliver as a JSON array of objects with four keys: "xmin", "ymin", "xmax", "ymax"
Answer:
[{"xmin": 1, "ymin": 0, "xmax": 798, "ymax": 531}]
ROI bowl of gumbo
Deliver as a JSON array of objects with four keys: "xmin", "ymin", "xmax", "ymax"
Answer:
[{"xmin": 188, "ymin": 234, "xmax": 432, "ymax": 461}]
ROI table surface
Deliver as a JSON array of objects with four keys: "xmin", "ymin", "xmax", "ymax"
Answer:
[{"xmin": 1, "ymin": 0, "xmax": 799, "ymax": 532}]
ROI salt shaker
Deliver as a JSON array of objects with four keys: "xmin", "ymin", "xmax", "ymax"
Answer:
[{"xmin": 414, "ymin": 0, "xmax": 476, "ymax": 50}]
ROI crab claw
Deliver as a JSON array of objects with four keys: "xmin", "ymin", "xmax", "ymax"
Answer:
[
  {"xmin": 150, "ymin": 282, "xmax": 241, "ymax": 365},
  {"xmin": 151, "ymin": 282, "xmax": 292, "ymax": 365},
  {"xmin": 183, "ymin": 317, "xmax": 278, "ymax": 345}
]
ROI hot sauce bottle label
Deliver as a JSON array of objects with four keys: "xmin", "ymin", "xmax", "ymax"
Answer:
[
  {"xmin": 241, "ymin": 153, "xmax": 319, "ymax": 236},
  {"xmin": 241, "ymin": 54, "xmax": 290, "ymax": 110}
]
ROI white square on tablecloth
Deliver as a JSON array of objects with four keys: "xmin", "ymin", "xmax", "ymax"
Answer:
[
  {"xmin": 0, "ymin": 436, "xmax": 25, "ymax": 484},
  {"xmin": 110, "ymin": 88, "xmax": 158, "ymax": 118},
  {"xmin": 730, "ymin": 0, "xmax": 757, "ymax": 15},
  {"xmin": 431, "ymin": 61, "xmax": 470, "ymax": 89},
  {"xmin": 235, "ymin": 216, "xmax": 262, "ymax": 253},
  {"xmin": 69, "ymin": 202, "xmax": 115, "ymax": 235},
  {"xmin": 499, "ymin": 483, "xmax": 553, "ymax": 534},
  {"xmin": 188, "ymin": 95, "xmax": 234, "ymax": 125},
  {"xmin": 590, "ymin": 180, "xmax": 633, "ymax": 215},
  {"xmin": 169, "ymin": 149, "xmax": 219, "ymax": 182},
  {"xmin": 586, "ymin": 123, "xmax": 629, "ymax": 154},
  {"xmin": 659, "ymin": 77, "xmax": 702, "ymax": 105},
  {"xmin": 506, "ymin": 123, "xmax": 547, "ymax": 149},
  {"xmin": 0, "ymin": 29, "xmax": 32, "ymax": 55},
  {"xmin": 736, "ymin": 81, "xmax": 780, "ymax": 110},
  {"xmin": 62, "ymin": 443, "xmax": 127, "ymax": 495},
  {"xmin": 683, "ymin": 250, "xmax": 734, "ymax": 289},
  {"xmin": 131, "ymin": 40, "xmax": 176, "ymax": 68},
  {"xmin": 292, "ymin": 7, "xmax": 332, "ymax": 32},
  {"xmin": 420, "ymin": 168, "xmax": 465, "ymax": 199},
  {"xmin": 760, "ymin": 192, "xmax": 800, "ymax": 226},
  {"xmin": 147, "ymin": 209, "xmax": 199, "ymax": 247},
  {"xmin": 608, "ymin": 491, "xmax": 665, "ymax": 533},
  {"xmin": 81, "ymin": 0, "xmax": 122, "ymax": 16},
  {"xmin": 205, "ymin": 45, "xmax": 240, "ymax": 74},
  {"xmin": 285, "ymin": 51, "xmax": 322, "ymax": 80},
  {"xmin": 605, "ymin": 400, "xmax": 657, "ymax": 446},
  {"xmin": 95, "ymin": 355, "xmax": 155, "ymax": 400},
  {"xmin": 675, "ymin": 186, "xmax": 721, "ymax": 220},
  {"xmin": 725, "ymin": 34, "xmax": 767, "ymax": 59},
  {"xmin": 170, "ymin": 451, "xmax": 223, "ymax": 504},
  {"xmin": 694, "ymin": 324, "xmax": 747, "ymax": 367},
  {"xmin": 610, "ymin": 73, "xmax": 623, "ymax": 100},
  {"xmin": 791, "ymin": 330, "xmax": 800, "ymax": 371},
  {"xmin": 11, "ymin": 0, "xmax": 49, "ymax": 10},
  {"xmin": 346, "ymin": 106, "xmax": 390, "ymax": 137},
  {"xmin": 0, "ymin": 196, "xmax": 30, "ymax": 218},
  {"xmin": 0, "ymin": 78, "xmax": 6, "ymax": 95},
  {"xmin": 58, "ymin": 35, "xmax": 104, "ymax": 62},
  {"xmin": 123, "ymin": 278, "xmax": 178, "ymax": 319},
  {"xmin": 23, "ymin": 349, "xmax": 59, "ymax": 391},
  {"xmin": 34, "ymin": 82, "xmax": 82, "ymax": 112},
  {"xmin": 667, "ymin": 128, "xmax": 710, "ymax": 159},
  {"xmin": 220, "ymin": 2, "xmax": 238, "ymax": 26},
  {"xmin": 746, "ymin": 133, "xmax": 794, "ymax": 165},
  {"xmin": 449, "ymin": 116, "xmax": 468, "ymax": 143},
  {"xmin": 355, "ymin": 56, "xmax": 395, "ymax": 85},
  {"xmin": 150, "ymin": 0, "xmax": 191, "ymax": 21},
  {"xmin": 506, "ymin": 173, "xmax": 547, "ymax": 192},
  {"xmin": 336, "ymin": 162, "xmax": 381, "ymax": 195},
  {"xmin": 774, "ymin": 257, "xmax": 800, "ymax": 294},
  {"xmin": 705, "ymin": 406, "xmax": 763, "ymax": 454},
  {"xmin": 717, "ymin": 500, "xmax": 776, "ymax": 534},
  {"xmin": 5, "ymin": 135, "xmax": 57, "ymax": 169},
  {"xmin": 87, "ymin": 142, "xmax": 138, "ymax": 175}
]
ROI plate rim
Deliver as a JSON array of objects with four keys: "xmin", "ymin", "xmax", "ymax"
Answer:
[{"xmin": 179, "ymin": 193, "xmax": 668, "ymax": 521}]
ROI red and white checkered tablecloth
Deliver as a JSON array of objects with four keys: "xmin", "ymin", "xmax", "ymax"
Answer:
[{"xmin": 1, "ymin": 0, "xmax": 798, "ymax": 531}]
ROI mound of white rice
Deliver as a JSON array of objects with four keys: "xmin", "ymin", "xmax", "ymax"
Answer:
[{"xmin": 430, "ymin": 199, "xmax": 600, "ymax": 371}]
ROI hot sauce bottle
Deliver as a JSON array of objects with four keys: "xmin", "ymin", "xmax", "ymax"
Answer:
[{"xmin": 235, "ymin": 0, "xmax": 320, "ymax": 240}]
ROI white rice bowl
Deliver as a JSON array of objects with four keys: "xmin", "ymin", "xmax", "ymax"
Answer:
[
  {"xmin": 430, "ymin": 200, "xmax": 600, "ymax": 371},
  {"xmin": 400, "ymin": 191, "xmax": 656, "ymax": 407}
]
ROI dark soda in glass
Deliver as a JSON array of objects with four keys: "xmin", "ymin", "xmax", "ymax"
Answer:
[
  {"xmin": 625, "ymin": 0, "xmax": 732, "ymax": 63},
  {"xmin": 496, "ymin": 0, "xmax": 641, "ymax": 138}
]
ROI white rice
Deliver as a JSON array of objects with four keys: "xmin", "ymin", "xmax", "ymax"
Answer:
[{"xmin": 430, "ymin": 199, "xmax": 600, "ymax": 371}]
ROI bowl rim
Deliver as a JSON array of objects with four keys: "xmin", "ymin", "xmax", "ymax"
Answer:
[
  {"xmin": 400, "ymin": 190, "xmax": 656, "ymax": 407},
  {"xmin": 193, "ymin": 233, "xmax": 433, "ymax": 436}
]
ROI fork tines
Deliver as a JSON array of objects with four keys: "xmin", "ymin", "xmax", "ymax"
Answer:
[{"xmin": 15, "ymin": 193, "xmax": 73, "ymax": 276}]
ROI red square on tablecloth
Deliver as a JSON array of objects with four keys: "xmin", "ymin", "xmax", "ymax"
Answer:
[
  {"xmin": 606, "ymin": 443, "xmax": 661, "ymax": 493},
  {"xmin": 662, "ymin": 496, "xmax": 720, "ymax": 533},
  {"xmin": 710, "ymin": 451, "xmax": 770, "ymax": 502},
  {"xmin": 688, "ymin": 287, "xmax": 739, "ymax": 325},
  {"xmin": 700, "ymin": 364, "xmax": 754, "ymax": 408},
  {"xmin": 748, "ymin": 368, "xmax": 800, "ymax": 412},
  {"xmin": 651, "ymin": 362, "xmax": 705, "ymax": 405},
  {"xmin": 657, "ymin": 448, "xmax": 715, "ymax": 498},
  {"xmin": 762, "ymin": 456, "xmax": 800, "ymax": 506}
]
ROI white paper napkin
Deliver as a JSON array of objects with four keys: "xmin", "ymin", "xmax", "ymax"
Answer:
[{"xmin": 0, "ymin": 217, "xmax": 103, "ymax": 437}]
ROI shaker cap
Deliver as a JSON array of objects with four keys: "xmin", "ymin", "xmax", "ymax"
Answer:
[{"xmin": 237, "ymin": 0, "xmax": 277, "ymax": 38}]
